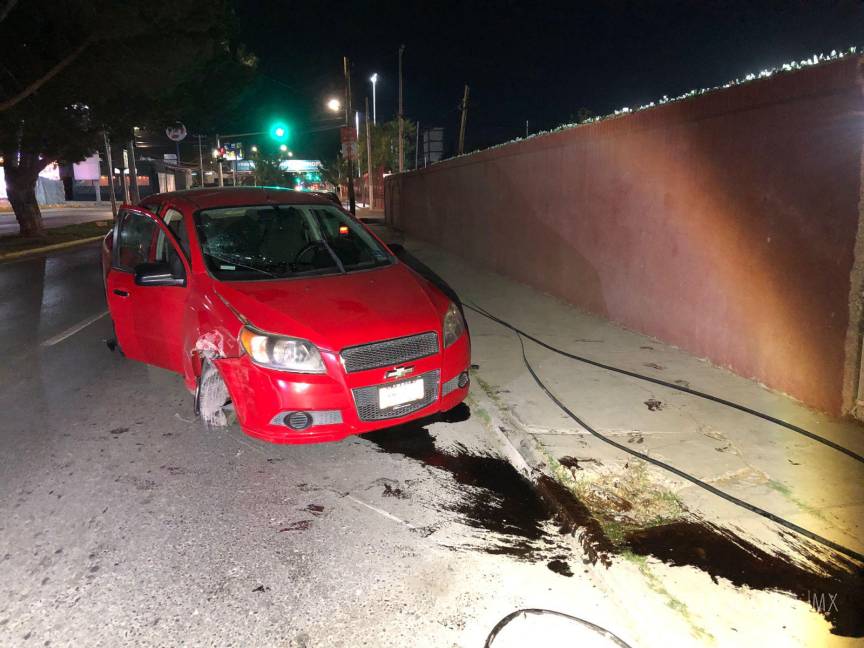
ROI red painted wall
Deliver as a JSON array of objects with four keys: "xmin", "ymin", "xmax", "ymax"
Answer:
[{"xmin": 387, "ymin": 57, "xmax": 864, "ymax": 414}]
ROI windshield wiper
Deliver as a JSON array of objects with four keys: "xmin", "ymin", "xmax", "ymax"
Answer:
[
  {"xmin": 205, "ymin": 252, "xmax": 280, "ymax": 278},
  {"xmin": 309, "ymin": 213, "xmax": 346, "ymax": 274}
]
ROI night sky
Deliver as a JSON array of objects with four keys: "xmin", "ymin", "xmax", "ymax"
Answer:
[{"xmin": 235, "ymin": 1, "xmax": 864, "ymax": 161}]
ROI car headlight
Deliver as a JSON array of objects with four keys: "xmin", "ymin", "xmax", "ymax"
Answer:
[
  {"xmin": 239, "ymin": 326, "xmax": 326, "ymax": 373},
  {"xmin": 443, "ymin": 302, "xmax": 466, "ymax": 348}
]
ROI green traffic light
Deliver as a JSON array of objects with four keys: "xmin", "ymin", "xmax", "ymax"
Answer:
[{"xmin": 269, "ymin": 121, "xmax": 289, "ymax": 142}]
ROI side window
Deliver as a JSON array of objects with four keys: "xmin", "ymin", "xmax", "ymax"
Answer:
[
  {"xmin": 114, "ymin": 211, "xmax": 158, "ymax": 272},
  {"xmin": 141, "ymin": 201, "xmax": 162, "ymax": 216}
]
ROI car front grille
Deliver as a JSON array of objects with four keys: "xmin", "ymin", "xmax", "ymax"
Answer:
[
  {"xmin": 340, "ymin": 331, "xmax": 439, "ymax": 373},
  {"xmin": 352, "ymin": 369, "xmax": 440, "ymax": 421}
]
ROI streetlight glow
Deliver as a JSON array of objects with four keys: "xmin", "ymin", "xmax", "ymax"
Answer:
[
  {"xmin": 279, "ymin": 144, "xmax": 288, "ymax": 152},
  {"xmin": 326, "ymin": 98, "xmax": 342, "ymax": 112}
]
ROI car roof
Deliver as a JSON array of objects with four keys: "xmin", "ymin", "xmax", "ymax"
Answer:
[{"xmin": 147, "ymin": 187, "xmax": 337, "ymax": 210}]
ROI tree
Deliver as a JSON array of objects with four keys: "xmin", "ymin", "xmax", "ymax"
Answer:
[
  {"xmin": 253, "ymin": 153, "xmax": 289, "ymax": 188},
  {"xmin": 357, "ymin": 118, "xmax": 416, "ymax": 173},
  {"xmin": 0, "ymin": 0, "xmax": 254, "ymax": 237}
]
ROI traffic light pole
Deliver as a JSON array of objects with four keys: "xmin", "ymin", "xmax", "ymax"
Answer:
[{"xmin": 343, "ymin": 56, "xmax": 356, "ymax": 215}]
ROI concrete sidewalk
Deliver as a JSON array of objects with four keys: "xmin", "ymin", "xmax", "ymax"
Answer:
[
  {"xmin": 0, "ymin": 203, "xmax": 113, "ymax": 236},
  {"xmin": 373, "ymin": 223, "xmax": 864, "ymax": 644}
]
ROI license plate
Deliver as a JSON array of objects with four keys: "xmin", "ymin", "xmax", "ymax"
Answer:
[{"xmin": 379, "ymin": 378, "xmax": 425, "ymax": 410}]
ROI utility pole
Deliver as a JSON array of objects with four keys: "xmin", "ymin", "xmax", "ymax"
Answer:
[
  {"xmin": 398, "ymin": 44, "xmax": 405, "ymax": 173},
  {"xmin": 197, "ymin": 135, "xmax": 205, "ymax": 188},
  {"xmin": 415, "ymin": 120, "xmax": 420, "ymax": 169},
  {"xmin": 216, "ymin": 134, "xmax": 224, "ymax": 187},
  {"xmin": 457, "ymin": 84, "xmax": 470, "ymax": 155},
  {"xmin": 102, "ymin": 131, "xmax": 117, "ymax": 219},
  {"xmin": 127, "ymin": 132, "xmax": 140, "ymax": 204},
  {"xmin": 343, "ymin": 56, "xmax": 356, "ymax": 215},
  {"xmin": 365, "ymin": 96, "xmax": 373, "ymax": 209},
  {"xmin": 526, "ymin": 119, "xmax": 529, "ymax": 138}
]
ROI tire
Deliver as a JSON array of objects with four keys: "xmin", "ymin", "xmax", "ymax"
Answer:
[
  {"xmin": 196, "ymin": 360, "xmax": 235, "ymax": 429},
  {"xmin": 107, "ymin": 320, "xmax": 124, "ymax": 357}
]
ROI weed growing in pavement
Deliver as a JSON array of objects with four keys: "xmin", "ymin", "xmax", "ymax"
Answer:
[
  {"xmin": 620, "ymin": 550, "xmax": 714, "ymax": 641},
  {"xmin": 542, "ymin": 448, "xmax": 686, "ymax": 542}
]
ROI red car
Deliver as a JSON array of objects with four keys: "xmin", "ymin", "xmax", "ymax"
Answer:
[{"xmin": 101, "ymin": 187, "xmax": 470, "ymax": 444}]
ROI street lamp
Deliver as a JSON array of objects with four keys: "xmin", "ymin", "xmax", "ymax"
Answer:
[
  {"xmin": 326, "ymin": 98, "xmax": 342, "ymax": 113},
  {"xmin": 279, "ymin": 144, "xmax": 288, "ymax": 152},
  {"xmin": 369, "ymin": 73, "xmax": 378, "ymax": 124}
]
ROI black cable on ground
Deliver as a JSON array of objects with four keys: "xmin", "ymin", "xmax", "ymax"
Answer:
[
  {"xmin": 511, "ymin": 333, "xmax": 864, "ymax": 564},
  {"xmin": 463, "ymin": 302, "xmax": 864, "ymax": 465},
  {"xmin": 484, "ymin": 608, "xmax": 633, "ymax": 648}
]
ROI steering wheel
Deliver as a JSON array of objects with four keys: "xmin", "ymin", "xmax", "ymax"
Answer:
[{"xmin": 292, "ymin": 241, "xmax": 325, "ymax": 267}]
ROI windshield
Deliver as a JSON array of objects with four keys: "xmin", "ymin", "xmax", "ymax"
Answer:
[{"xmin": 194, "ymin": 204, "xmax": 393, "ymax": 281}]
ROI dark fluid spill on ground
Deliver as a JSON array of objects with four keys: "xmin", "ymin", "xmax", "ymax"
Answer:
[
  {"xmin": 362, "ymin": 406, "xmax": 555, "ymax": 559},
  {"xmin": 547, "ymin": 559, "xmax": 573, "ymax": 577},
  {"xmin": 384, "ymin": 246, "xmax": 864, "ymax": 635},
  {"xmin": 363, "ymin": 412, "xmax": 864, "ymax": 635},
  {"xmin": 624, "ymin": 521, "xmax": 864, "ymax": 636}
]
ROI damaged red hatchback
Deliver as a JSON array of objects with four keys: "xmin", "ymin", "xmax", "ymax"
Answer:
[{"xmin": 102, "ymin": 188, "xmax": 470, "ymax": 443}]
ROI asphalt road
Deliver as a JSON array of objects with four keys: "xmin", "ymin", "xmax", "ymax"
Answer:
[
  {"xmin": 0, "ymin": 205, "xmax": 114, "ymax": 236},
  {"xmin": 0, "ymin": 244, "xmax": 614, "ymax": 647}
]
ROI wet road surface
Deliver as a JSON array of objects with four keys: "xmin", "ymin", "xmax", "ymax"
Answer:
[{"xmin": 0, "ymin": 245, "xmax": 616, "ymax": 647}]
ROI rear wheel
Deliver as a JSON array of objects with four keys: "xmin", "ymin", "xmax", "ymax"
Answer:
[{"xmin": 196, "ymin": 360, "xmax": 235, "ymax": 429}]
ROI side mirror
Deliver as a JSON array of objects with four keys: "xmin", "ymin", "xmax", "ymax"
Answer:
[{"xmin": 134, "ymin": 261, "xmax": 185, "ymax": 287}]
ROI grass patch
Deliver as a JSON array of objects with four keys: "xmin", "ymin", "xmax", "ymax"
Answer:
[
  {"xmin": 0, "ymin": 221, "xmax": 112, "ymax": 255},
  {"xmin": 542, "ymin": 447, "xmax": 685, "ymax": 545}
]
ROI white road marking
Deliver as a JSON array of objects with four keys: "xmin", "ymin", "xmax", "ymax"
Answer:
[
  {"xmin": 345, "ymin": 494, "xmax": 419, "ymax": 531},
  {"xmin": 40, "ymin": 310, "xmax": 109, "ymax": 347}
]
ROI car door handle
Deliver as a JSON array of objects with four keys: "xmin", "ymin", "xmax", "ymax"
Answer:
[{"xmin": 113, "ymin": 289, "xmax": 129, "ymax": 297}]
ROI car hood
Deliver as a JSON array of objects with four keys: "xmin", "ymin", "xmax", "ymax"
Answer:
[{"xmin": 213, "ymin": 263, "xmax": 443, "ymax": 352}]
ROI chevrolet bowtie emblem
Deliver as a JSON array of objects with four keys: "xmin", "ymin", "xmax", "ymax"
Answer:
[{"xmin": 385, "ymin": 366, "xmax": 415, "ymax": 380}]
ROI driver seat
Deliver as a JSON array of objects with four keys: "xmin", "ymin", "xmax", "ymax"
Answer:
[{"xmin": 259, "ymin": 209, "xmax": 311, "ymax": 263}]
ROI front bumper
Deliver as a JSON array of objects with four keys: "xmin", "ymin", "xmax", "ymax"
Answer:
[{"xmin": 214, "ymin": 333, "xmax": 471, "ymax": 444}]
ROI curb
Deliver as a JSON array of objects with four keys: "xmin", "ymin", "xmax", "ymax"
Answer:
[
  {"xmin": 469, "ymin": 381, "xmax": 593, "ymax": 538},
  {"xmin": 467, "ymin": 380, "xmax": 645, "ymax": 643},
  {"xmin": 0, "ymin": 202, "xmax": 110, "ymax": 213},
  {"xmin": 0, "ymin": 235, "xmax": 104, "ymax": 261}
]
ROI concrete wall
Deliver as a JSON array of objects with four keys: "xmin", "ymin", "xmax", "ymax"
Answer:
[{"xmin": 387, "ymin": 57, "xmax": 864, "ymax": 415}]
